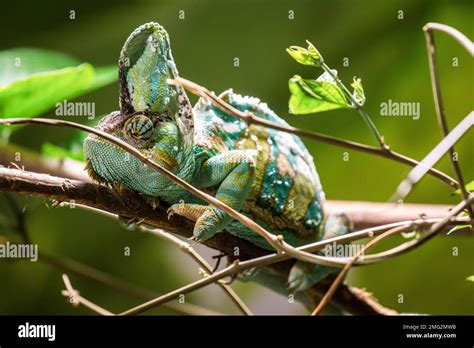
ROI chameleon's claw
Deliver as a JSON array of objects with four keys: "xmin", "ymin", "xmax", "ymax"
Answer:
[{"xmin": 166, "ymin": 207, "xmax": 175, "ymax": 220}]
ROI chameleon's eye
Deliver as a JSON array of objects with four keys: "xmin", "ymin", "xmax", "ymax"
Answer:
[{"xmin": 124, "ymin": 115, "xmax": 154, "ymax": 141}]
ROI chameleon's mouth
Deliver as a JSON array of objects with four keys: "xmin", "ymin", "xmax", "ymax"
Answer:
[
  {"xmin": 83, "ymin": 133, "xmax": 155, "ymax": 195},
  {"xmin": 84, "ymin": 160, "xmax": 108, "ymax": 185}
]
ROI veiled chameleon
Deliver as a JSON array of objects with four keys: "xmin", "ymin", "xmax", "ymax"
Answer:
[{"xmin": 84, "ymin": 22, "xmax": 352, "ymax": 293}]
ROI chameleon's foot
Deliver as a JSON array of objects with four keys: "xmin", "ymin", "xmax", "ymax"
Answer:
[
  {"xmin": 167, "ymin": 203, "xmax": 226, "ymax": 242},
  {"xmin": 288, "ymin": 261, "xmax": 339, "ymax": 292},
  {"xmin": 193, "ymin": 207, "xmax": 225, "ymax": 242},
  {"xmin": 167, "ymin": 203, "xmax": 207, "ymax": 221}
]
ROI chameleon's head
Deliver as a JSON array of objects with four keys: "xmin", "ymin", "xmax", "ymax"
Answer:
[
  {"xmin": 83, "ymin": 22, "xmax": 193, "ymax": 185},
  {"xmin": 83, "ymin": 111, "xmax": 158, "ymax": 184}
]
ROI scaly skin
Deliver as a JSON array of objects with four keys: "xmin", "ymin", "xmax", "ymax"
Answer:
[{"xmin": 83, "ymin": 22, "xmax": 352, "ymax": 293}]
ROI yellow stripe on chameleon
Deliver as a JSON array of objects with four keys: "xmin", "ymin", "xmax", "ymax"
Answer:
[
  {"xmin": 284, "ymin": 172, "xmax": 315, "ymax": 222},
  {"xmin": 151, "ymin": 148, "xmax": 178, "ymax": 170},
  {"xmin": 235, "ymin": 125, "xmax": 270, "ymax": 200}
]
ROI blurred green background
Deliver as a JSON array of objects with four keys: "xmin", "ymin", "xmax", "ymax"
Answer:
[{"xmin": 0, "ymin": 0, "xmax": 472, "ymax": 315}]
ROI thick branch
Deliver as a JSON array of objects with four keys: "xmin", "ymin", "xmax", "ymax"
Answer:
[{"xmin": 1, "ymin": 167, "xmax": 466, "ymax": 315}]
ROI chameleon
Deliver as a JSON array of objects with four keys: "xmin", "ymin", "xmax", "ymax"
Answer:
[{"xmin": 83, "ymin": 22, "xmax": 352, "ymax": 294}]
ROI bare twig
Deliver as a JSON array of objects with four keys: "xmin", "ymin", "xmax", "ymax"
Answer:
[
  {"xmin": 61, "ymin": 274, "xmax": 114, "ymax": 316},
  {"xmin": 43, "ymin": 252, "xmax": 222, "ymax": 315},
  {"xmin": 423, "ymin": 22, "xmax": 474, "ymax": 56},
  {"xmin": 392, "ymin": 112, "xmax": 473, "ymax": 201},
  {"xmin": 118, "ymin": 212, "xmax": 469, "ymax": 316},
  {"xmin": 312, "ymin": 225, "xmax": 408, "ymax": 315},
  {"xmin": 313, "ymin": 194, "xmax": 473, "ymax": 315},
  {"xmin": 168, "ymin": 76, "xmax": 457, "ymax": 188},
  {"xmin": 423, "ymin": 22, "xmax": 474, "ymax": 216},
  {"xmin": 142, "ymin": 227, "xmax": 252, "ymax": 315}
]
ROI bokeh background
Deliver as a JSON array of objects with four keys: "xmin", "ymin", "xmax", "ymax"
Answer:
[{"xmin": 0, "ymin": 0, "xmax": 472, "ymax": 315}]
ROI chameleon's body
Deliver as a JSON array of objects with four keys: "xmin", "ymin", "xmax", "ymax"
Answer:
[{"xmin": 84, "ymin": 22, "xmax": 351, "ymax": 293}]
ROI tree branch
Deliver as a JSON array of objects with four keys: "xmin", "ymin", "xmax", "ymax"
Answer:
[
  {"xmin": 1, "ymin": 166, "xmax": 467, "ymax": 315},
  {"xmin": 423, "ymin": 23, "xmax": 474, "ymax": 216}
]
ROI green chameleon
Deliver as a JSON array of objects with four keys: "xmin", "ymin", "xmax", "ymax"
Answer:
[{"xmin": 84, "ymin": 22, "xmax": 352, "ymax": 295}]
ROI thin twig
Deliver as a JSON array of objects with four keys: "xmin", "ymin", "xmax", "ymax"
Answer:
[
  {"xmin": 61, "ymin": 274, "xmax": 114, "ymax": 316},
  {"xmin": 392, "ymin": 112, "xmax": 473, "ymax": 201},
  {"xmin": 312, "ymin": 195, "xmax": 473, "ymax": 315},
  {"xmin": 167, "ymin": 76, "xmax": 457, "ymax": 188},
  {"xmin": 423, "ymin": 23, "xmax": 474, "ymax": 56},
  {"xmin": 142, "ymin": 227, "xmax": 253, "ymax": 315},
  {"xmin": 117, "ymin": 214, "xmax": 468, "ymax": 316},
  {"xmin": 42, "ymin": 252, "xmax": 222, "ymax": 315},
  {"xmin": 423, "ymin": 23, "xmax": 474, "ymax": 216},
  {"xmin": 312, "ymin": 225, "xmax": 409, "ymax": 315}
]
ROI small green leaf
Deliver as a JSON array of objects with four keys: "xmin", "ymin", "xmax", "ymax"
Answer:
[
  {"xmin": 447, "ymin": 224, "xmax": 471, "ymax": 235},
  {"xmin": 453, "ymin": 180, "xmax": 474, "ymax": 195},
  {"xmin": 467, "ymin": 275, "xmax": 474, "ymax": 282},
  {"xmin": 288, "ymin": 74, "xmax": 350, "ymax": 114},
  {"xmin": 401, "ymin": 231, "xmax": 419, "ymax": 239},
  {"xmin": 351, "ymin": 77, "xmax": 366, "ymax": 106},
  {"xmin": 286, "ymin": 40, "xmax": 324, "ymax": 67}
]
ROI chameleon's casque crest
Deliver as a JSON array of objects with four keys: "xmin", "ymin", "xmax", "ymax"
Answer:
[{"xmin": 118, "ymin": 22, "xmax": 193, "ymax": 141}]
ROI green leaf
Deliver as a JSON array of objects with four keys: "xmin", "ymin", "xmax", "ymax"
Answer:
[
  {"xmin": 288, "ymin": 74, "xmax": 350, "ymax": 114},
  {"xmin": 351, "ymin": 77, "xmax": 366, "ymax": 106},
  {"xmin": 41, "ymin": 131, "xmax": 87, "ymax": 161},
  {"xmin": 453, "ymin": 180, "xmax": 474, "ymax": 195},
  {"xmin": 0, "ymin": 48, "xmax": 117, "ymax": 141},
  {"xmin": 401, "ymin": 231, "xmax": 419, "ymax": 239},
  {"xmin": 0, "ymin": 48, "xmax": 81, "ymax": 86},
  {"xmin": 447, "ymin": 224, "xmax": 471, "ymax": 235},
  {"xmin": 0, "ymin": 63, "xmax": 95, "ymax": 119},
  {"xmin": 286, "ymin": 40, "xmax": 324, "ymax": 67}
]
